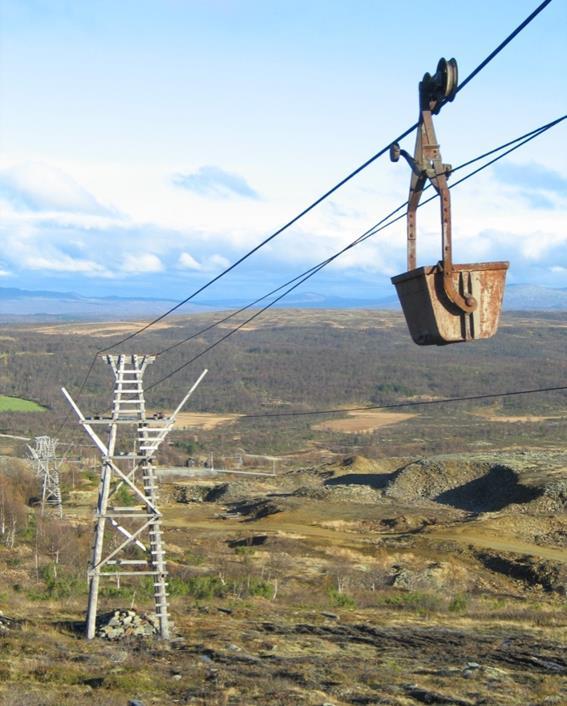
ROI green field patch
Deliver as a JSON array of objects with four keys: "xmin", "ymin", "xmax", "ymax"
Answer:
[{"xmin": 0, "ymin": 395, "xmax": 46, "ymax": 413}]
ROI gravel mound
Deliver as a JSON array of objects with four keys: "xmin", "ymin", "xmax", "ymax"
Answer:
[
  {"xmin": 384, "ymin": 459, "xmax": 542, "ymax": 512},
  {"xmin": 534, "ymin": 479, "xmax": 567, "ymax": 513},
  {"xmin": 173, "ymin": 484, "xmax": 217, "ymax": 503},
  {"xmin": 204, "ymin": 482, "xmax": 259, "ymax": 503},
  {"xmin": 327, "ymin": 484, "xmax": 381, "ymax": 504},
  {"xmin": 292, "ymin": 486, "xmax": 330, "ymax": 499},
  {"xmin": 293, "ymin": 482, "xmax": 381, "ymax": 503}
]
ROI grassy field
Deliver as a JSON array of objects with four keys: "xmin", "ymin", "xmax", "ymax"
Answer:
[{"xmin": 0, "ymin": 395, "xmax": 45, "ymax": 413}]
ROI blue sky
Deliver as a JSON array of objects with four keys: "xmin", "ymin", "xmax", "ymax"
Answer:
[{"xmin": 0, "ymin": 0, "xmax": 566, "ymax": 301}]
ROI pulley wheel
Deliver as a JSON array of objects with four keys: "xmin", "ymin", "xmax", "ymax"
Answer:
[
  {"xmin": 437, "ymin": 58, "xmax": 458, "ymax": 101},
  {"xmin": 390, "ymin": 143, "xmax": 401, "ymax": 162}
]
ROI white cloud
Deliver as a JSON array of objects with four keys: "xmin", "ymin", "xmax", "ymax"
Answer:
[
  {"xmin": 178, "ymin": 252, "xmax": 230, "ymax": 272},
  {"xmin": 0, "ymin": 163, "xmax": 112, "ymax": 215},
  {"xmin": 207, "ymin": 254, "xmax": 230, "ymax": 271},
  {"xmin": 172, "ymin": 165, "xmax": 259, "ymax": 200},
  {"xmin": 23, "ymin": 253, "xmax": 109, "ymax": 274},
  {"xmin": 0, "ymin": 152, "xmax": 566, "ymax": 295},
  {"xmin": 178, "ymin": 252, "xmax": 203, "ymax": 270},
  {"xmin": 121, "ymin": 253, "xmax": 164, "ymax": 273}
]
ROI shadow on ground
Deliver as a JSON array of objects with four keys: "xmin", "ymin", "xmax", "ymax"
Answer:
[
  {"xmin": 436, "ymin": 465, "xmax": 542, "ymax": 512},
  {"xmin": 324, "ymin": 471, "xmax": 398, "ymax": 490}
]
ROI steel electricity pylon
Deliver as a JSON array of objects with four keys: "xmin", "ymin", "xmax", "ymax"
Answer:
[
  {"xmin": 63, "ymin": 354, "xmax": 207, "ymax": 640},
  {"xmin": 27, "ymin": 436, "xmax": 63, "ymax": 518}
]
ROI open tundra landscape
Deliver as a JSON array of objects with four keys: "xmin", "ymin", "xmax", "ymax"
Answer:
[
  {"xmin": 2, "ymin": 1, "xmax": 566, "ymax": 704},
  {"xmin": 0, "ymin": 309, "xmax": 565, "ymax": 705}
]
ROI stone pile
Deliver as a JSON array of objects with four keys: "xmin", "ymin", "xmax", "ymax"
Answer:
[
  {"xmin": 173, "ymin": 484, "xmax": 216, "ymax": 503},
  {"xmin": 0, "ymin": 611, "xmax": 18, "ymax": 633},
  {"xmin": 97, "ymin": 609, "xmax": 159, "ymax": 640}
]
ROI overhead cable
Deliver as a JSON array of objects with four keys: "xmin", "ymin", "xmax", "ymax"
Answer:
[
  {"xmin": 101, "ymin": 121, "xmax": 417, "ymax": 353},
  {"xmin": 145, "ymin": 114, "xmax": 565, "ymax": 391},
  {"xmin": 152, "ymin": 115, "xmax": 565, "ymax": 360},
  {"xmin": 443, "ymin": 0, "xmax": 553, "ymax": 105},
  {"xmin": 55, "ymin": 0, "xmax": 557, "ymax": 432},
  {"xmin": 101, "ymin": 0, "xmax": 554, "ymax": 352},
  {"xmin": 239, "ymin": 384, "xmax": 567, "ymax": 420}
]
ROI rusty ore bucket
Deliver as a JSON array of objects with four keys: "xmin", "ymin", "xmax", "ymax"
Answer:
[{"xmin": 391, "ymin": 261, "xmax": 509, "ymax": 346}]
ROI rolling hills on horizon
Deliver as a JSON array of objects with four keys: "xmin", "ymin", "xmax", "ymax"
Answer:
[{"xmin": 0, "ymin": 283, "xmax": 566, "ymax": 321}]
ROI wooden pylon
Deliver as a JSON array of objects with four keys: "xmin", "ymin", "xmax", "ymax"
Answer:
[
  {"xmin": 63, "ymin": 354, "xmax": 207, "ymax": 640},
  {"xmin": 27, "ymin": 436, "xmax": 63, "ymax": 518}
]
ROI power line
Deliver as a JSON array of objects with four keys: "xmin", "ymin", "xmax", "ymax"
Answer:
[
  {"xmin": 239, "ymin": 384, "xmax": 567, "ymax": 420},
  {"xmin": 152, "ymin": 207, "xmax": 405, "ymax": 359},
  {"xmin": 100, "ymin": 0, "xmax": 554, "ymax": 352},
  {"xmin": 101, "ymin": 121, "xmax": 417, "ymax": 354},
  {"xmin": 443, "ymin": 0, "xmax": 553, "ymax": 105},
  {"xmin": 57, "ymin": 130, "xmax": 418, "ymax": 432},
  {"xmin": 54, "ymin": 112, "xmax": 564, "ymax": 437},
  {"xmin": 151, "ymin": 115, "xmax": 564, "ymax": 361},
  {"xmin": 145, "ymin": 114, "xmax": 565, "ymax": 391},
  {"xmin": 55, "ymin": 0, "xmax": 556, "ymax": 431}
]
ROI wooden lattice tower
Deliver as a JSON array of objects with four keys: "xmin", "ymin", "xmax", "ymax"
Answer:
[
  {"xmin": 27, "ymin": 435, "xmax": 63, "ymax": 518},
  {"xmin": 62, "ymin": 354, "xmax": 207, "ymax": 640}
]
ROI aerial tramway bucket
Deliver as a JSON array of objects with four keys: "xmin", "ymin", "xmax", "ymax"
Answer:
[{"xmin": 390, "ymin": 58, "xmax": 508, "ymax": 346}]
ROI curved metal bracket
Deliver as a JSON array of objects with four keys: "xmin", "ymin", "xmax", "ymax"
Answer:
[
  {"xmin": 390, "ymin": 143, "xmax": 422, "ymax": 178},
  {"xmin": 392, "ymin": 57, "xmax": 477, "ymax": 314},
  {"xmin": 440, "ymin": 265, "xmax": 477, "ymax": 313}
]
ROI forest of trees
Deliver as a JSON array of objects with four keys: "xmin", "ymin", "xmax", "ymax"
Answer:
[{"xmin": 0, "ymin": 309, "xmax": 565, "ymax": 455}]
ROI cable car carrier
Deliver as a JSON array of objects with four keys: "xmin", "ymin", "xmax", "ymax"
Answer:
[{"xmin": 390, "ymin": 58, "xmax": 508, "ymax": 345}]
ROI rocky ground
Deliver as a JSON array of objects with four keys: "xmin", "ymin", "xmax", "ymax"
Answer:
[
  {"xmin": 0, "ymin": 448, "xmax": 566, "ymax": 705},
  {"xmin": 0, "ymin": 604, "xmax": 565, "ymax": 705}
]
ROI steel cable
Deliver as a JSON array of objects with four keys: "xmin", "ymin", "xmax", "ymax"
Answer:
[
  {"xmin": 240, "ymin": 384, "xmax": 567, "ymax": 420},
  {"xmin": 145, "ymin": 115, "xmax": 565, "ymax": 391},
  {"xmin": 53, "ymin": 0, "xmax": 557, "ymax": 434},
  {"xmin": 150, "ymin": 115, "xmax": 564, "ymax": 361}
]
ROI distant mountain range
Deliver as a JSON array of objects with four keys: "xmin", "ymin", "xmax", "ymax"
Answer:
[
  {"xmin": 0, "ymin": 287, "xmax": 190, "ymax": 321},
  {"xmin": 254, "ymin": 285, "xmax": 567, "ymax": 311},
  {"xmin": 502, "ymin": 284, "xmax": 567, "ymax": 310},
  {"xmin": 0, "ymin": 283, "xmax": 565, "ymax": 321}
]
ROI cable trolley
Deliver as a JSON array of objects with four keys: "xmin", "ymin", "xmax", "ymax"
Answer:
[{"xmin": 390, "ymin": 58, "xmax": 508, "ymax": 345}]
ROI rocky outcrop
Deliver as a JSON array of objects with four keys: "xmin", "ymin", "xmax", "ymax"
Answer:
[
  {"xmin": 474, "ymin": 551, "xmax": 567, "ymax": 594},
  {"xmin": 229, "ymin": 498, "xmax": 284, "ymax": 521}
]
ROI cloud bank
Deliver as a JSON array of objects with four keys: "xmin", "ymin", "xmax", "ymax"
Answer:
[
  {"xmin": 0, "ymin": 163, "xmax": 112, "ymax": 215},
  {"xmin": 0, "ymin": 157, "xmax": 566, "ymax": 297}
]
